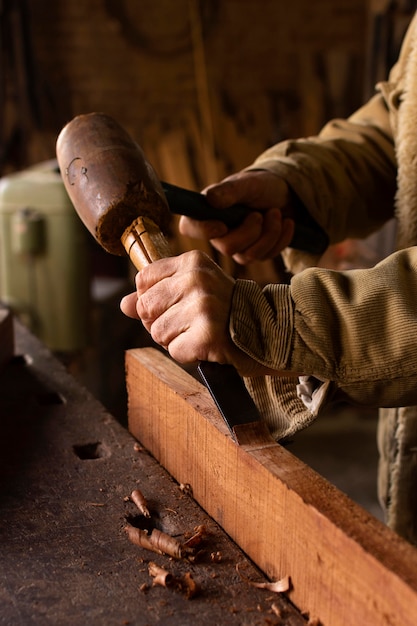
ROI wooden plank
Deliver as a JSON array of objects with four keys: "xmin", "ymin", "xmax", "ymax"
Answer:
[
  {"xmin": 0, "ymin": 307, "xmax": 14, "ymax": 371},
  {"xmin": 126, "ymin": 347, "xmax": 417, "ymax": 626}
]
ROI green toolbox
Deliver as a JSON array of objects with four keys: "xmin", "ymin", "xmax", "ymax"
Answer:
[{"xmin": 0, "ymin": 160, "xmax": 89, "ymax": 353}]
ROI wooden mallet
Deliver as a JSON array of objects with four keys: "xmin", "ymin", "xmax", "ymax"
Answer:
[
  {"xmin": 56, "ymin": 112, "xmax": 175, "ymax": 270},
  {"xmin": 56, "ymin": 112, "xmax": 266, "ymax": 440}
]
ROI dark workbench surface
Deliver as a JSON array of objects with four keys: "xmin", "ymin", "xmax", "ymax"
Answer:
[{"xmin": 0, "ymin": 321, "xmax": 305, "ymax": 626}]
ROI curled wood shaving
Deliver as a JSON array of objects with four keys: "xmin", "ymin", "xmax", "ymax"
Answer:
[
  {"xmin": 148, "ymin": 561, "xmax": 173, "ymax": 587},
  {"xmin": 124, "ymin": 524, "xmax": 184, "ymax": 559},
  {"xmin": 125, "ymin": 521, "xmax": 210, "ymax": 561},
  {"xmin": 130, "ymin": 488, "xmax": 151, "ymax": 518},
  {"xmin": 236, "ymin": 563, "xmax": 290, "ymax": 594},
  {"xmin": 148, "ymin": 529, "xmax": 184, "ymax": 559},
  {"xmin": 251, "ymin": 577, "xmax": 290, "ymax": 593},
  {"xmin": 147, "ymin": 563, "xmax": 200, "ymax": 599},
  {"xmin": 125, "ymin": 525, "xmax": 155, "ymax": 552}
]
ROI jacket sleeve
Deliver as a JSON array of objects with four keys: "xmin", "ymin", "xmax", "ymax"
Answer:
[
  {"xmin": 248, "ymin": 93, "xmax": 397, "ymax": 257},
  {"xmin": 248, "ymin": 12, "xmax": 417, "ymax": 254},
  {"xmin": 233, "ymin": 15, "xmax": 417, "ymax": 440},
  {"xmin": 231, "ymin": 247, "xmax": 417, "ymax": 440}
]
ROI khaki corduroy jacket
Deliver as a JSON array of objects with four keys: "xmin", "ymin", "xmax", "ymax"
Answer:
[{"xmin": 231, "ymin": 12, "xmax": 417, "ymax": 543}]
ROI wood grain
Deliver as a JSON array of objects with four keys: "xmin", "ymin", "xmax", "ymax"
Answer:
[{"xmin": 127, "ymin": 347, "xmax": 417, "ymax": 626}]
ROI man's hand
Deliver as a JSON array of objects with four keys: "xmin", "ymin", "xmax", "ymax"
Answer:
[
  {"xmin": 120, "ymin": 250, "xmax": 281, "ymax": 376},
  {"xmin": 179, "ymin": 170, "xmax": 295, "ymax": 264}
]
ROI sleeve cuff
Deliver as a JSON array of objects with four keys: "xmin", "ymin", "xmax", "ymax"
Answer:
[{"xmin": 230, "ymin": 279, "xmax": 294, "ymax": 370}]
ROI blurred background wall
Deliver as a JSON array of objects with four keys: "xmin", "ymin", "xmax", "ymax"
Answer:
[
  {"xmin": 2, "ymin": 0, "xmax": 372, "ymax": 182},
  {"xmin": 1, "ymin": 0, "xmax": 416, "ymax": 419}
]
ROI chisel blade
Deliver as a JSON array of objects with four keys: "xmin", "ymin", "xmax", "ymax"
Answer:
[{"xmin": 197, "ymin": 361, "xmax": 261, "ymax": 442}]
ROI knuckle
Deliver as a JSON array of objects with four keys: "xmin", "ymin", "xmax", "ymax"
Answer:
[
  {"xmin": 137, "ymin": 293, "xmax": 155, "ymax": 322},
  {"xmin": 149, "ymin": 317, "xmax": 168, "ymax": 345},
  {"xmin": 185, "ymin": 248, "xmax": 208, "ymax": 266}
]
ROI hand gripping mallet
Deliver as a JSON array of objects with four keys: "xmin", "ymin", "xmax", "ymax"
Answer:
[{"xmin": 56, "ymin": 112, "xmax": 275, "ymax": 441}]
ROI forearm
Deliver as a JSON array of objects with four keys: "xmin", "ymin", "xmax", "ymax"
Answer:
[{"xmin": 231, "ymin": 247, "xmax": 417, "ymax": 411}]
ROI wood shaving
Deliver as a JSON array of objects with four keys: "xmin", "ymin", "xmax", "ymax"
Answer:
[
  {"xmin": 236, "ymin": 563, "xmax": 290, "ymax": 594},
  {"xmin": 146, "ymin": 563, "xmax": 200, "ymax": 599},
  {"xmin": 124, "ymin": 524, "xmax": 184, "ymax": 559},
  {"xmin": 130, "ymin": 488, "xmax": 151, "ymax": 518},
  {"xmin": 148, "ymin": 561, "xmax": 173, "ymax": 587},
  {"xmin": 183, "ymin": 525, "xmax": 208, "ymax": 549}
]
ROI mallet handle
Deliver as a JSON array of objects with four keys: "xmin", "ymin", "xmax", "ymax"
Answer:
[{"xmin": 121, "ymin": 216, "xmax": 172, "ymax": 270}]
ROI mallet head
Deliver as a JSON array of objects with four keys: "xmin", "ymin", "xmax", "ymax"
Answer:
[{"xmin": 56, "ymin": 112, "xmax": 171, "ymax": 255}]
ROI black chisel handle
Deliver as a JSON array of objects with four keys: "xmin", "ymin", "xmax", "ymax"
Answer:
[{"xmin": 161, "ymin": 181, "xmax": 328, "ymax": 255}]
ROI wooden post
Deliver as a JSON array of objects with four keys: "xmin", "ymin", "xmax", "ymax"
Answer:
[{"xmin": 126, "ymin": 347, "xmax": 417, "ymax": 626}]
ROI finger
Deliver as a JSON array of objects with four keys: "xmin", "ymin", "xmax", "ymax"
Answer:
[
  {"xmin": 231, "ymin": 212, "xmax": 295, "ymax": 264},
  {"xmin": 204, "ymin": 172, "xmax": 264, "ymax": 208},
  {"xmin": 146, "ymin": 302, "xmax": 193, "ymax": 357},
  {"xmin": 135, "ymin": 253, "xmax": 204, "ymax": 326},
  {"xmin": 232, "ymin": 209, "xmax": 284, "ymax": 263},
  {"xmin": 136, "ymin": 275, "xmax": 182, "ymax": 328},
  {"xmin": 120, "ymin": 292, "xmax": 140, "ymax": 320},
  {"xmin": 203, "ymin": 175, "xmax": 248, "ymax": 208},
  {"xmin": 209, "ymin": 211, "xmax": 264, "ymax": 257},
  {"xmin": 178, "ymin": 215, "xmax": 228, "ymax": 240},
  {"xmin": 135, "ymin": 257, "xmax": 176, "ymax": 295},
  {"xmin": 204, "ymin": 170, "xmax": 290, "ymax": 210},
  {"xmin": 267, "ymin": 218, "xmax": 295, "ymax": 257},
  {"xmin": 159, "ymin": 315, "xmax": 226, "ymax": 365},
  {"xmin": 165, "ymin": 328, "xmax": 210, "ymax": 364}
]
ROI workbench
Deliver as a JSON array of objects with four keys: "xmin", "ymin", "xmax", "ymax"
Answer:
[{"xmin": 0, "ymin": 313, "xmax": 305, "ymax": 626}]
